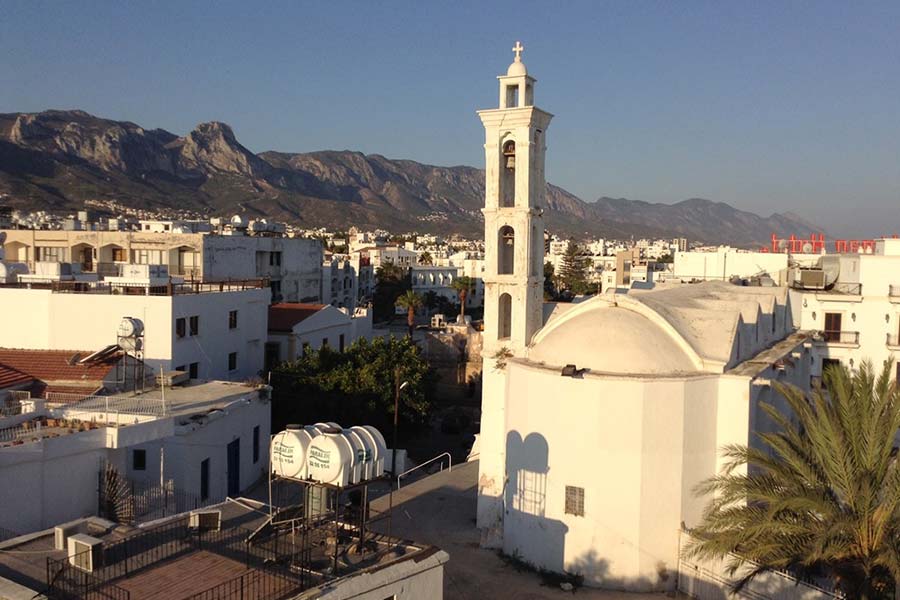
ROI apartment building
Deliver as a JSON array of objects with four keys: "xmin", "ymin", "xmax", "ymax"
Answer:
[{"xmin": 1, "ymin": 228, "xmax": 323, "ymax": 303}]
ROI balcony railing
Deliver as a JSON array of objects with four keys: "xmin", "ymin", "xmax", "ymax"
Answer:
[
  {"xmin": 888, "ymin": 333, "xmax": 900, "ymax": 347},
  {"xmin": 823, "ymin": 330, "xmax": 860, "ymax": 345},
  {"xmin": 890, "ymin": 285, "xmax": 900, "ymax": 298},
  {"xmin": 826, "ymin": 282, "xmax": 863, "ymax": 296},
  {"xmin": 0, "ymin": 279, "xmax": 268, "ymax": 296}
]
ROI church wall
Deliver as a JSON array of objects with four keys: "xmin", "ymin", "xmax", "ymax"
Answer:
[
  {"xmin": 498, "ymin": 361, "xmax": 730, "ymax": 591},
  {"xmin": 476, "ymin": 360, "xmax": 509, "ymax": 548}
]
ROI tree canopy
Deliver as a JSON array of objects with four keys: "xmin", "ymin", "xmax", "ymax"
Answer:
[
  {"xmin": 373, "ymin": 262, "xmax": 410, "ymax": 321},
  {"xmin": 688, "ymin": 360, "xmax": 900, "ymax": 599},
  {"xmin": 271, "ymin": 336, "xmax": 435, "ymax": 435}
]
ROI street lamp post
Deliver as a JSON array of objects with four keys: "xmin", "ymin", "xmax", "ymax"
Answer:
[{"xmin": 388, "ymin": 368, "xmax": 408, "ymax": 544}]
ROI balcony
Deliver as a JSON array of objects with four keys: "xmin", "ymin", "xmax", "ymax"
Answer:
[
  {"xmin": 890, "ymin": 285, "xmax": 900, "ymax": 301},
  {"xmin": 820, "ymin": 330, "xmax": 860, "ymax": 347},
  {"xmin": 888, "ymin": 333, "xmax": 900, "ymax": 349}
]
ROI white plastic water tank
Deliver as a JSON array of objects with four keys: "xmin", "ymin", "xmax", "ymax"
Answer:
[
  {"xmin": 230, "ymin": 215, "xmax": 247, "ymax": 228},
  {"xmin": 306, "ymin": 427, "xmax": 354, "ymax": 486},
  {"xmin": 271, "ymin": 425, "xmax": 318, "ymax": 480},
  {"xmin": 350, "ymin": 426, "xmax": 387, "ymax": 479}
]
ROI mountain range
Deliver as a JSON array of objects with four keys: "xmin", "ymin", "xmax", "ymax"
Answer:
[{"xmin": 0, "ymin": 110, "xmax": 822, "ymax": 245}]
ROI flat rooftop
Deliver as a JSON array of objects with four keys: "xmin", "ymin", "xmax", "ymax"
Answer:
[{"xmin": 0, "ymin": 495, "xmax": 438, "ymax": 600}]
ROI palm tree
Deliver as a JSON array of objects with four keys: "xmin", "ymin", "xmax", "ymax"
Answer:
[
  {"xmin": 395, "ymin": 290, "xmax": 423, "ymax": 338},
  {"xmin": 418, "ymin": 251, "xmax": 433, "ymax": 266},
  {"xmin": 450, "ymin": 276, "xmax": 475, "ymax": 322},
  {"xmin": 687, "ymin": 360, "xmax": 900, "ymax": 600}
]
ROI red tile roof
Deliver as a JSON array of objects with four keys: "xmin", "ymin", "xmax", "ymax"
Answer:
[
  {"xmin": 0, "ymin": 348, "xmax": 122, "ymax": 397},
  {"xmin": 268, "ymin": 303, "xmax": 327, "ymax": 333}
]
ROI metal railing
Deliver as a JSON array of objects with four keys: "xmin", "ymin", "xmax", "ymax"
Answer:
[
  {"xmin": 46, "ymin": 514, "xmax": 310, "ymax": 600},
  {"xmin": 396, "ymin": 452, "xmax": 452, "ymax": 489},
  {"xmin": 823, "ymin": 330, "xmax": 859, "ymax": 345},
  {"xmin": 826, "ymin": 282, "xmax": 863, "ymax": 296},
  {"xmin": 181, "ymin": 565, "xmax": 299, "ymax": 600},
  {"xmin": 0, "ymin": 279, "xmax": 268, "ymax": 296},
  {"xmin": 890, "ymin": 285, "xmax": 900, "ymax": 298},
  {"xmin": 47, "ymin": 391, "xmax": 168, "ymax": 418}
]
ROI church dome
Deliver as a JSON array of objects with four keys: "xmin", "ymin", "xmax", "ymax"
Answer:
[
  {"xmin": 527, "ymin": 302, "xmax": 698, "ymax": 375},
  {"xmin": 507, "ymin": 60, "xmax": 527, "ymax": 77}
]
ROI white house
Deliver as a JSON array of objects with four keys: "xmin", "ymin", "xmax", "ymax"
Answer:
[
  {"xmin": 474, "ymin": 46, "xmax": 813, "ymax": 592},
  {"xmin": 1, "ymin": 228, "xmax": 323, "ymax": 303},
  {"xmin": 0, "ymin": 280, "xmax": 269, "ymax": 382},
  {"xmin": 0, "ymin": 379, "xmax": 270, "ymax": 535},
  {"xmin": 790, "ymin": 238, "xmax": 900, "ymax": 381},
  {"xmin": 266, "ymin": 303, "xmax": 374, "ymax": 368}
]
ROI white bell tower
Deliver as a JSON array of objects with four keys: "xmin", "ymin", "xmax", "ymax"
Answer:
[
  {"xmin": 479, "ymin": 41, "xmax": 553, "ymax": 357},
  {"xmin": 476, "ymin": 42, "xmax": 553, "ymax": 548}
]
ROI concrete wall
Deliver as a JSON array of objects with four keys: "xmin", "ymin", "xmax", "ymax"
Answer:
[
  {"xmin": 0, "ymin": 287, "xmax": 268, "ymax": 381},
  {"xmin": 674, "ymin": 249, "xmax": 788, "ymax": 282}
]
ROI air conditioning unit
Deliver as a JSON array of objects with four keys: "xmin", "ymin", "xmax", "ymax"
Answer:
[
  {"xmin": 798, "ymin": 269, "xmax": 826, "ymax": 289},
  {"xmin": 189, "ymin": 510, "xmax": 221, "ymax": 532},
  {"xmin": 54, "ymin": 521, "xmax": 83, "ymax": 551},
  {"xmin": 68, "ymin": 534, "xmax": 103, "ymax": 572}
]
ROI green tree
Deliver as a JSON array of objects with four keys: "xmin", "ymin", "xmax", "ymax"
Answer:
[
  {"xmin": 543, "ymin": 261, "xmax": 556, "ymax": 300},
  {"xmin": 373, "ymin": 262, "xmax": 410, "ymax": 322},
  {"xmin": 687, "ymin": 360, "xmax": 900, "ymax": 599},
  {"xmin": 272, "ymin": 336, "xmax": 434, "ymax": 433},
  {"xmin": 418, "ymin": 251, "xmax": 433, "ymax": 265},
  {"xmin": 450, "ymin": 276, "xmax": 475, "ymax": 322},
  {"xmin": 423, "ymin": 290, "xmax": 439, "ymax": 316},
  {"xmin": 558, "ymin": 240, "xmax": 587, "ymax": 296},
  {"xmin": 395, "ymin": 290, "xmax": 423, "ymax": 337}
]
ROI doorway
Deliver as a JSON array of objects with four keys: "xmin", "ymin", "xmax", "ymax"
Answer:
[{"xmin": 226, "ymin": 439, "xmax": 240, "ymax": 497}]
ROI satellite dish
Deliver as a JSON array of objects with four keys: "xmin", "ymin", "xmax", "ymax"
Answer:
[{"xmin": 801, "ymin": 242, "xmax": 813, "ymax": 253}]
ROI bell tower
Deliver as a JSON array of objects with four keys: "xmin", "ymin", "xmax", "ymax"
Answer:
[
  {"xmin": 476, "ymin": 42, "xmax": 553, "ymax": 548},
  {"xmin": 479, "ymin": 41, "xmax": 553, "ymax": 357}
]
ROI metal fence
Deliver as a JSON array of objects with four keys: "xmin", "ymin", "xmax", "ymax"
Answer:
[
  {"xmin": 822, "ymin": 330, "xmax": 860, "ymax": 345},
  {"xmin": 99, "ymin": 474, "xmax": 221, "ymax": 525},
  {"xmin": 46, "ymin": 515, "xmax": 307, "ymax": 600},
  {"xmin": 47, "ymin": 391, "xmax": 168, "ymax": 418}
]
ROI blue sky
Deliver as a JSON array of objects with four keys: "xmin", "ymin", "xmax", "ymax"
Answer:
[{"xmin": 1, "ymin": 1, "xmax": 898, "ymax": 237}]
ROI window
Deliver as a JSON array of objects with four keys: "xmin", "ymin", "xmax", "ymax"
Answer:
[
  {"xmin": 565, "ymin": 485, "xmax": 584, "ymax": 517},
  {"xmin": 189, "ymin": 362, "xmax": 199, "ymax": 379},
  {"xmin": 133, "ymin": 449, "xmax": 146, "ymax": 471},
  {"xmin": 176, "ymin": 318, "xmax": 186, "ymax": 338},
  {"xmin": 228, "ymin": 352, "xmax": 237, "ymax": 371},
  {"xmin": 228, "ymin": 310, "xmax": 238, "ymax": 329},
  {"xmin": 322, "ymin": 338, "xmax": 329, "ymax": 349},
  {"xmin": 111, "ymin": 247, "xmax": 127, "ymax": 262},
  {"xmin": 253, "ymin": 426, "xmax": 260, "ymax": 464},
  {"xmin": 200, "ymin": 458, "xmax": 210, "ymax": 501},
  {"xmin": 36, "ymin": 246, "xmax": 65, "ymax": 262},
  {"xmin": 175, "ymin": 365, "xmax": 186, "ymax": 373},
  {"xmin": 189, "ymin": 315, "xmax": 199, "ymax": 336},
  {"xmin": 269, "ymin": 251, "xmax": 282, "ymax": 267},
  {"xmin": 270, "ymin": 280, "xmax": 282, "ymax": 303},
  {"xmin": 498, "ymin": 293, "xmax": 512, "ymax": 340},
  {"xmin": 339, "ymin": 334, "xmax": 345, "ymax": 352},
  {"xmin": 498, "ymin": 226, "xmax": 515, "ymax": 275},
  {"xmin": 824, "ymin": 312, "xmax": 842, "ymax": 342}
]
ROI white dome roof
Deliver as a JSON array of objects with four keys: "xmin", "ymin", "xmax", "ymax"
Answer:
[
  {"xmin": 507, "ymin": 60, "xmax": 527, "ymax": 77},
  {"xmin": 528, "ymin": 303, "xmax": 697, "ymax": 375}
]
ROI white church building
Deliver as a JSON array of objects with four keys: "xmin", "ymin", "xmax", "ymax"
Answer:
[{"xmin": 475, "ymin": 45, "xmax": 814, "ymax": 592}]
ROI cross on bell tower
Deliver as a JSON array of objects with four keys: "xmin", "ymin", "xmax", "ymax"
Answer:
[{"xmin": 478, "ymin": 43, "xmax": 553, "ymax": 357}]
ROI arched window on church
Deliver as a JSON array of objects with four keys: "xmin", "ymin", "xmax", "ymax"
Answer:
[
  {"xmin": 498, "ymin": 226, "xmax": 515, "ymax": 275},
  {"xmin": 499, "ymin": 293, "xmax": 512, "ymax": 340},
  {"xmin": 499, "ymin": 140, "xmax": 515, "ymax": 208}
]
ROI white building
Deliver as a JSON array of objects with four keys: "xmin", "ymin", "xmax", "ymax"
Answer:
[
  {"xmin": 1, "ymin": 228, "xmax": 323, "ymax": 303},
  {"xmin": 474, "ymin": 46, "xmax": 812, "ymax": 592},
  {"xmin": 673, "ymin": 246, "xmax": 793, "ymax": 282},
  {"xmin": 0, "ymin": 379, "xmax": 270, "ymax": 535},
  {"xmin": 321, "ymin": 255, "xmax": 361, "ymax": 310},
  {"xmin": 0, "ymin": 280, "xmax": 269, "ymax": 381},
  {"xmin": 411, "ymin": 264, "xmax": 484, "ymax": 308},
  {"xmin": 266, "ymin": 303, "xmax": 373, "ymax": 368},
  {"xmin": 790, "ymin": 239, "xmax": 900, "ymax": 381}
]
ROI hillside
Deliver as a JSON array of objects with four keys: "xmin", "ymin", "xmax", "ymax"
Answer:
[{"xmin": 0, "ymin": 110, "xmax": 823, "ymax": 244}]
